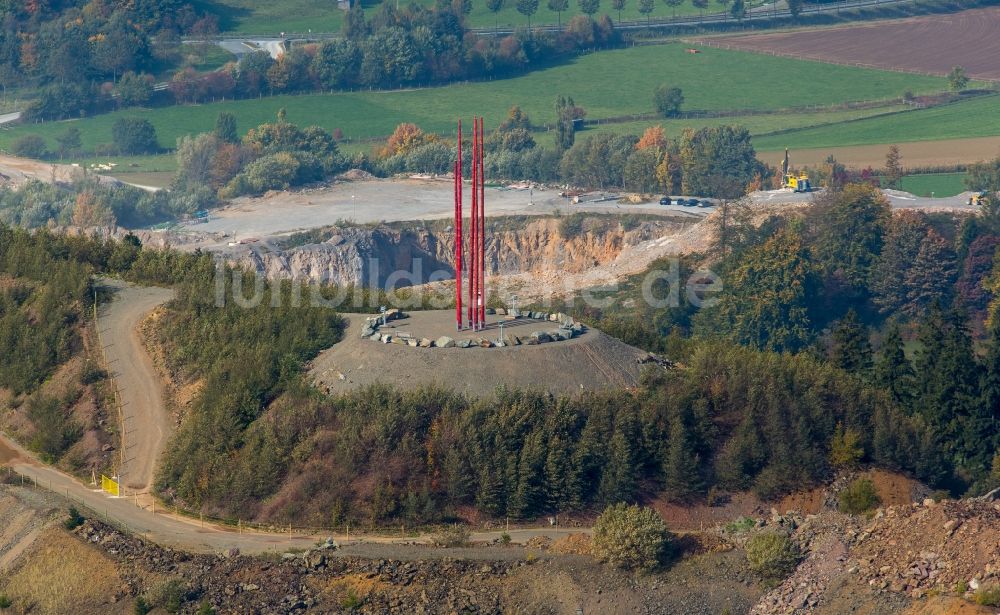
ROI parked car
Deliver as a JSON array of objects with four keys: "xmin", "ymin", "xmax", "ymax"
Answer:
[
  {"xmin": 659, "ymin": 196, "xmax": 671, "ymax": 205},
  {"xmin": 686, "ymin": 198, "xmax": 700, "ymax": 206}
]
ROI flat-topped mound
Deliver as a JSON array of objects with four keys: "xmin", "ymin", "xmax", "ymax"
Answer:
[{"xmin": 311, "ymin": 310, "xmax": 650, "ymax": 397}]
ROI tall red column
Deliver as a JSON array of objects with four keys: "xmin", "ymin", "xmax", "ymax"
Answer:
[
  {"xmin": 479, "ymin": 116, "xmax": 486, "ymax": 326},
  {"xmin": 469, "ymin": 118, "xmax": 478, "ymax": 329},
  {"xmin": 455, "ymin": 121, "xmax": 463, "ymax": 331}
]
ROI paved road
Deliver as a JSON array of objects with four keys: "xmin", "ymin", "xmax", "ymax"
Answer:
[{"xmin": 97, "ymin": 280, "xmax": 175, "ymax": 493}]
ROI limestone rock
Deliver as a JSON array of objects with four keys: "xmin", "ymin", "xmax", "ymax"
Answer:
[{"xmin": 435, "ymin": 336, "xmax": 455, "ymax": 348}]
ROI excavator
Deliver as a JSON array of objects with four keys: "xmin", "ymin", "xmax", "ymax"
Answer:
[{"xmin": 782, "ymin": 148, "xmax": 812, "ymax": 193}]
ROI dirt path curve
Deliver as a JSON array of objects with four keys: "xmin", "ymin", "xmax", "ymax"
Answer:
[
  {"xmin": 0, "ymin": 282, "xmax": 591, "ymax": 556},
  {"xmin": 97, "ymin": 280, "xmax": 175, "ymax": 493},
  {"xmin": 0, "ymin": 435, "xmax": 588, "ymax": 555}
]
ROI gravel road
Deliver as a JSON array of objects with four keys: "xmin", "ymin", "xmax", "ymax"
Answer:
[{"xmin": 96, "ymin": 280, "xmax": 175, "ymax": 493}]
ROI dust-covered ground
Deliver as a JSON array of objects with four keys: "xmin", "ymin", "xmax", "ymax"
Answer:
[{"xmin": 312, "ymin": 311, "xmax": 651, "ymax": 397}]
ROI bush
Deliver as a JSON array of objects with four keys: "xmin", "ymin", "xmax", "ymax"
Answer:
[
  {"xmin": 134, "ymin": 597, "xmax": 150, "ymax": 615},
  {"xmin": 592, "ymin": 503, "xmax": 672, "ymax": 570},
  {"xmin": 744, "ymin": 532, "xmax": 800, "ymax": 581},
  {"xmin": 146, "ymin": 578, "xmax": 184, "ymax": 614},
  {"xmin": 12, "ymin": 134, "xmax": 47, "ymax": 159},
  {"xmin": 838, "ymin": 478, "xmax": 881, "ymax": 515},
  {"xmin": 112, "ymin": 118, "xmax": 159, "ymax": 155},
  {"xmin": 559, "ymin": 215, "xmax": 584, "ymax": 239},
  {"xmin": 653, "ymin": 84, "xmax": 684, "ymax": 118},
  {"xmin": 80, "ymin": 362, "xmax": 108, "ymax": 385},
  {"xmin": 433, "ymin": 524, "xmax": 471, "ymax": 547},
  {"xmin": 0, "ymin": 594, "xmax": 10, "ymax": 608},
  {"xmin": 974, "ymin": 585, "xmax": 1000, "ymax": 607},
  {"xmin": 64, "ymin": 506, "xmax": 84, "ymax": 530}
]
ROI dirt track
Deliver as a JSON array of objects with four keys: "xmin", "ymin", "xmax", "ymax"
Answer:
[
  {"xmin": 703, "ymin": 7, "xmax": 1000, "ymax": 80},
  {"xmin": 96, "ymin": 281, "xmax": 175, "ymax": 493}
]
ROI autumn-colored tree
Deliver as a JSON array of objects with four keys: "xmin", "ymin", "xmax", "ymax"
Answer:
[
  {"xmin": 884, "ymin": 145, "xmax": 903, "ymax": 189},
  {"xmin": 72, "ymin": 191, "xmax": 114, "ymax": 228},
  {"xmin": 636, "ymin": 125, "xmax": 667, "ymax": 152},
  {"xmin": 379, "ymin": 123, "xmax": 437, "ymax": 158}
]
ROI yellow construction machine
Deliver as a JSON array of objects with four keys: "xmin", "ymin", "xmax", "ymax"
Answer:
[
  {"xmin": 782, "ymin": 149, "xmax": 812, "ymax": 193},
  {"xmin": 969, "ymin": 191, "xmax": 988, "ymax": 207}
]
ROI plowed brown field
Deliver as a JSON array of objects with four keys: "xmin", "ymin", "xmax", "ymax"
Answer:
[{"xmin": 700, "ymin": 7, "xmax": 1000, "ymax": 81}]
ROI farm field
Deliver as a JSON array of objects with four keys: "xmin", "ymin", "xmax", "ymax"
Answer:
[
  {"xmin": 0, "ymin": 45, "xmax": 949, "ymax": 154},
  {"xmin": 699, "ymin": 6, "xmax": 1000, "ymax": 80},
  {"xmin": 753, "ymin": 95, "xmax": 1000, "ymax": 151},
  {"xmin": 537, "ymin": 105, "xmax": 911, "ymax": 148},
  {"xmin": 196, "ymin": 0, "xmax": 758, "ymax": 34},
  {"xmin": 757, "ymin": 135, "xmax": 1000, "ymax": 170}
]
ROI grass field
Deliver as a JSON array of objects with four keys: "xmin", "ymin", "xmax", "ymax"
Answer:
[
  {"xmin": 193, "ymin": 0, "xmax": 758, "ymax": 34},
  {"xmin": 899, "ymin": 172, "xmax": 969, "ymax": 197},
  {"xmin": 0, "ymin": 44, "xmax": 949, "ymax": 155},
  {"xmin": 753, "ymin": 95, "xmax": 1000, "ymax": 151},
  {"xmin": 536, "ymin": 105, "xmax": 911, "ymax": 148}
]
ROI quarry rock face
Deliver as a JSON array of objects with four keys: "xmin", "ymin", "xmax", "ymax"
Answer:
[{"xmin": 221, "ymin": 218, "xmax": 672, "ymax": 288}]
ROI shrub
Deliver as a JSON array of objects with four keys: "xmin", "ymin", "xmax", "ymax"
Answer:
[
  {"xmin": 975, "ymin": 585, "xmax": 1000, "ymax": 607},
  {"xmin": 724, "ymin": 516, "xmax": 756, "ymax": 534},
  {"xmin": 147, "ymin": 578, "xmax": 184, "ymax": 614},
  {"xmin": 340, "ymin": 589, "xmax": 362, "ymax": 610},
  {"xmin": 112, "ymin": 118, "xmax": 159, "ymax": 154},
  {"xmin": 12, "ymin": 134, "xmax": 47, "ymax": 159},
  {"xmin": 197, "ymin": 600, "xmax": 216, "ymax": 614},
  {"xmin": 80, "ymin": 362, "xmax": 108, "ymax": 385},
  {"xmin": 0, "ymin": 594, "xmax": 10, "ymax": 608},
  {"xmin": 745, "ymin": 532, "xmax": 800, "ymax": 581},
  {"xmin": 64, "ymin": 506, "xmax": 84, "ymax": 530},
  {"xmin": 838, "ymin": 478, "xmax": 881, "ymax": 515},
  {"xmin": 134, "ymin": 597, "xmax": 151, "ymax": 615},
  {"xmin": 592, "ymin": 503, "xmax": 672, "ymax": 570},
  {"xmin": 559, "ymin": 215, "xmax": 584, "ymax": 239},
  {"xmin": 653, "ymin": 84, "xmax": 684, "ymax": 118},
  {"xmin": 433, "ymin": 524, "xmax": 470, "ymax": 547}
]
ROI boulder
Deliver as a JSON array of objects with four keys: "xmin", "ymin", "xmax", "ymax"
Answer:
[
  {"xmin": 418, "ymin": 338, "xmax": 432, "ymax": 348},
  {"xmin": 435, "ymin": 336, "xmax": 456, "ymax": 348},
  {"xmin": 510, "ymin": 335, "xmax": 521, "ymax": 346},
  {"xmin": 385, "ymin": 308, "xmax": 403, "ymax": 321},
  {"xmin": 360, "ymin": 326, "xmax": 375, "ymax": 338},
  {"xmin": 531, "ymin": 331, "xmax": 552, "ymax": 343},
  {"xmin": 525, "ymin": 337, "xmax": 540, "ymax": 345},
  {"xmin": 368, "ymin": 332, "xmax": 381, "ymax": 341},
  {"xmin": 406, "ymin": 339, "xmax": 419, "ymax": 347},
  {"xmin": 549, "ymin": 313, "xmax": 559, "ymax": 322},
  {"xmin": 495, "ymin": 308, "xmax": 506, "ymax": 315},
  {"xmin": 457, "ymin": 339, "xmax": 473, "ymax": 348},
  {"xmin": 380, "ymin": 334, "xmax": 392, "ymax": 344},
  {"xmin": 550, "ymin": 330, "xmax": 570, "ymax": 341},
  {"xmin": 391, "ymin": 336, "xmax": 407, "ymax": 345},
  {"xmin": 479, "ymin": 338, "xmax": 493, "ymax": 348}
]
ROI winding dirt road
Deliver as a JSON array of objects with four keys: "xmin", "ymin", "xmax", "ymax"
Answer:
[
  {"xmin": 98, "ymin": 280, "xmax": 175, "ymax": 492},
  {"xmin": 0, "ymin": 281, "xmax": 589, "ymax": 555}
]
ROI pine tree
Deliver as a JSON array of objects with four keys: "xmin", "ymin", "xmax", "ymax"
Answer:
[
  {"xmin": 871, "ymin": 211, "xmax": 927, "ymax": 314},
  {"xmin": 598, "ymin": 428, "xmax": 637, "ymax": 505},
  {"xmin": 662, "ymin": 413, "xmax": 704, "ymax": 502},
  {"xmin": 874, "ymin": 324, "xmax": 913, "ymax": 408},
  {"xmin": 830, "ymin": 309, "xmax": 873, "ymax": 375},
  {"xmin": 903, "ymin": 230, "xmax": 958, "ymax": 317}
]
